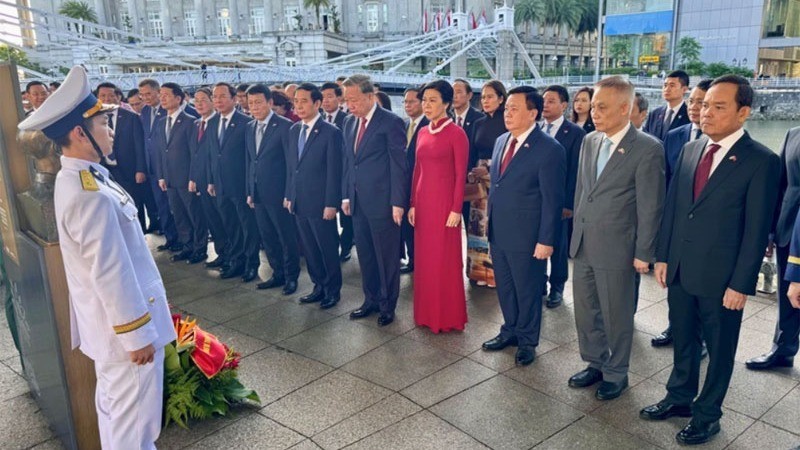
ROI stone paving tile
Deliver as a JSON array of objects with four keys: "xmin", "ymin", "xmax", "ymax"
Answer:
[
  {"xmin": 186, "ymin": 412, "xmax": 305, "ymax": 449},
  {"xmin": 539, "ymin": 304, "xmax": 580, "ymax": 344},
  {"xmin": 628, "ymin": 330, "xmax": 678, "ymax": 379},
  {"xmin": 638, "ymin": 274, "xmax": 669, "ymax": 303},
  {"xmin": 430, "ymin": 375, "xmax": 583, "ymax": 450},
  {"xmin": 535, "ymin": 416, "xmax": 661, "ymax": 450},
  {"xmin": 2, "ymin": 353, "xmax": 24, "ymax": 377},
  {"xmin": 735, "ymin": 326, "xmax": 778, "ymax": 364},
  {"xmin": 182, "ymin": 287, "xmax": 281, "ymax": 324},
  {"xmin": 165, "ymin": 275, "xmax": 240, "ymax": 307},
  {"xmin": 225, "ymin": 300, "xmax": 336, "ymax": 343},
  {"xmin": 355, "ymin": 298, "xmax": 418, "ymax": 336},
  {"xmin": 400, "ymin": 358, "xmax": 496, "ymax": 408},
  {"xmin": 157, "ymin": 407, "xmax": 256, "ymax": 450},
  {"xmin": 0, "ymin": 361, "xmax": 29, "ymax": 402},
  {"xmin": 312, "ymin": 394, "xmax": 421, "ymax": 450},
  {"xmin": 465, "ymin": 337, "xmax": 560, "ymax": 373},
  {"xmin": 205, "ymin": 324, "xmax": 270, "ymax": 358},
  {"xmin": 402, "ymin": 316, "xmax": 502, "ymax": 357},
  {"xmin": 29, "ymin": 438, "xmax": 66, "ymax": 450},
  {"xmin": 724, "ymin": 364, "xmax": 798, "ymax": 418},
  {"xmin": 0, "ymin": 322, "xmax": 21, "ymax": 361},
  {"xmin": 262, "ymin": 370, "xmax": 392, "ymax": 437},
  {"xmin": 344, "ymin": 411, "xmax": 488, "ymax": 450},
  {"xmin": 633, "ymin": 301, "xmax": 671, "ymax": 337},
  {"xmin": 340, "ymin": 336, "xmax": 461, "ymax": 391},
  {"xmin": 726, "ymin": 421, "xmax": 800, "ymax": 449},
  {"xmin": 237, "ymin": 347, "xmax": 333, "ymax": 406},
  {"xmin": 290, "ymin": 439, "xmax": 324, "ymax": 450},
  {"xmin": 0, "ymin": 394, "xmax": 57, "ymax": 450},
  {"xmin": 762, "ymin": 384, "xmax": 800, "ymax": 435}
]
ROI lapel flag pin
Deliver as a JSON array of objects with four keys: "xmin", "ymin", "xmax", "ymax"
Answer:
[
  {"xmin": 618, "ymin": 148, "xmax": 625, "ymax": 154},
  {"xmin": 729, "ymin": 155, "xmax": 737, "ymax": 162},
  {"xmin": 524, "ymin": 143, "xmax": 530, "ymax": 148}
]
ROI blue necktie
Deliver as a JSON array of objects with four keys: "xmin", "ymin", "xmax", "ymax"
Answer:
[
  {"xmin": 546, "ymin": 122, "xmax": 554, "ymax": 135},
  {"xmin": 596, "ymin": 137, "xmax": 613, "ymax": 180},
  {"xmin": 298, "ymin": 124, "xmax": 308, "ymax": 159},
  {"xmin": 218, "ymin": 117, "xmax": 227, "ymax": 145}
]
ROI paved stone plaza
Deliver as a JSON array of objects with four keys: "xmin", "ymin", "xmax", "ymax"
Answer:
[{"xmin": 2, "ymin": 233, "xmax": 800, "ymax": 449}]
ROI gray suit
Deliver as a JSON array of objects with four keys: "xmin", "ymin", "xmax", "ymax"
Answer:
[{"xmin": 570, "ymin": 125, "xmax": 665, "ymax": 382}]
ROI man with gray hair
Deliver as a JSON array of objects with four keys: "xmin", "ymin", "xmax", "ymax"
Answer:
[{"xmin": 569, "ymin": 76, "xmax": 665, "ymax": 400}]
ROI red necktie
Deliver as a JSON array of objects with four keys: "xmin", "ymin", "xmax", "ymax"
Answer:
[
  {"xmin": 457, "ymin": 116, "xmax": 463, "ymax": 127},
  {"xmin": 355, "ymin": 118, "xmax": 367, "ymax": 153},
  {"xmin": 198, "ymin": 120, "xmax": 206, "ymax": 142},
  {"xmin": 499, "ymin": 138, "xmax": 518, "ymax": 175},
  {"xmin": 693, "ymin": 143, "xmax": 721, "ymax": 200},
  {"xmin": 328, "ymin": 114, "xmax": 333, "ymax": 123}
]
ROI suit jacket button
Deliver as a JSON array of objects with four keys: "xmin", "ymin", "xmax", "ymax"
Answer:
[
  {"xmin": 688, "ymin": 213, "xmax": 694, "ymax": 219},
  {"xmin": 148, "ymin": 297, "xmax": 155, "ymax": 304},
  {"xmin": 588, "ymin": 196, "xmax": 593, "ymax": 202},
  {"xmin": 495, "ymin": 184, "xmax": 499, "ymax": 188}
]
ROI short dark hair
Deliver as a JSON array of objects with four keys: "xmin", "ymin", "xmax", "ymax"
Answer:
[
  {"xmin": 320, "ymin": 82, "xmax": 342, "ymax": 96},
  {"xmin": 695, "ymin": 78, "xmax": 713, "ymax": 91},
  {"xmin": 295, "ymin": 82, "xmax": 322, "ymax": 103},
  {"xmin": 114, "ymin": 87, "xmax": 124, "ymax": 99},
  {"xmin": 194, "ymin": 87, "xmax": 212, "ymax": 100},
  {"xmin": 376, "ymin": 91, "xmax": 392, "ymax": 110},
  {"xmin": 507, "ymin": 86, "xmax": 543, "ymax": 121},
  {"xmin": 236, "ymin": 83, "xmax": 250, "ymax": 93},
  {"xmin": 246, "ymin": 83, "xmax": 272, "ymax": 101},
  {"xmin": 453, "ymin": 78, "xmax": 473, "ymax": 94},
  {"xmin": 25, "ymin": 80, "xmax": 46, "ymax": 93},
  {"xmin": 421, "ymin": 79, "xmax": 454, "ymax": 106},
  {"xmin": 127, "ymin": 88, "xmax": 140, "ymax": 98},
  {"xmin": 161, "ymin": 82, "xmax": 185, "ymax": 100},
  {"xmin": 49, "ymin": 81, "xmax": 61, "ymax": 89},
  {"xmin": 213, "ymin": 82, "xmax": 236, "ymax": 97},
  {"xmin": 544, "ymin": 85, "xmax": 569, "ymax": 103},
  {"xmin": 634, "ymin": 92, "xmax": 648, "ymax": 113},
  {"xmin": 667, "ymin": 70, "xmax": 690, "ymax": 87},
  {"xmin": 404, "ymin": 85, "xmax": 423, "ymax": 100},
  {"xmin": 94, "ymin": 81, "xmax": 117, "ymax": 95},
  {"xmin": 271, "ymin": 90, "xmax": 292, "ymax": 108},
  {"xmin": 711, "ymin": 74, "xmax": 754, "ymax": 108},
  {"xmin": 335, "ymin": 76, "xmax": 347, "ymax": 82}
]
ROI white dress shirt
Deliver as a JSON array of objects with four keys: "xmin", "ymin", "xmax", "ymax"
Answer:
[
  {"xmin": 703, "ymin": 127, "xmax": 745, "ymax": 176},
  {"xmin": 218, "ymin": 110, "xmax": 235, "ymax": 137},
  {"xmin": 544, "ymin": 115, "xmax": 564, "ymax": 138},
  {"xmin": 500, "ymin": 123, "xmax": 538, "ymax": 163}
]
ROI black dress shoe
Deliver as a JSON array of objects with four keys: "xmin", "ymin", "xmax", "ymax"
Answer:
[
  {"xmin": 640, "ymin": 400, "xmax": 693, "ymax": 420},
  {"xmin": 546, "ymin": 291, "xmax": 563, "ymax": 309},
  {"xmin": 241, "ymin": 268, "xmax": 257, "ymax": 283},
  {"xmin": 595, "ymin": 377, "xmax": 628, "ymax": 400},
  {"xmin": 377, "ymin": 313, "xmax": 395, "ymax": 326},
  {"xmin": 399, "ymin": 263, "xmax": 414, "ymax": 274},
  {"xmin": 320, "ymin": 295, "xmax": 340, "ymax": 309},
  {"xmin": 157, "ymin": 242, "xmax": 176, "ymax": 252},
  {"xmin": 651, "ymin": 327, "xmax": 673, "ymax": 347},
  {"xmin": 219, "ymin": 264, "xmax": 244, "ymax": 279},
  {"xmin": 257, "ymin": 277, "xmax": 285, "ymax": 290},
  {"xmin": 568, "ymin": 367, "xmax": 603, "ymax": 388},
  {"xmin": 482, "ymin": 335, "xmax": 518, "ymax": 351},
  {"xmin": 168, "ymin": 243, "xmax": 184, "ymax": 252},
  {"xmin": 282, "ymin": 280, "xmax": 298, "ymax": 295},
  {"xmin": 171, "ymin": 250, "xmax": 192, "ymax": 262},
  {"xmin": 187, "ymin": 253, "xmax": 207, "ymax": 265},
  {"xmin": 515, "ymin": 345, "xmax": 535, "ymax": 366},
  {"xmin": 299, "ymin": 289, "xmax": 324, "ymax": 304},
  {"xmin": 340, "ymin": 252, "xmax": 351, "ymax": 263},
  {"xmin": 676, "ymin": 420, "xmax": 720, "ymax": 445},
  {"xmin": 746, "ymin": 351, "xmax": 794, "ymax": 370},
  {"xmin": 205, "ymin": 257, "xmax": 225, "ymax": 268},
  {"xmin": 349, "ymin": 306, "xmax": 378, "ymax": 319}
]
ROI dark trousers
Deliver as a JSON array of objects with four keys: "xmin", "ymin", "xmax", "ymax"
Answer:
[
  {"xmin": 167, "ymin": 186, "xmax": 207, "ymax": 254},
  {"xmin": 115, "ymin": 177, "xmax": 155, "ymax": 232},
  {"xmin": 462, "ymin": 201, "xmax": 470, "ymax": 230},
  {"xmin": 492, "ymin": 246, "xmax": 547, "ymax": 347},
  {"xmin": 665, "ymin": 277, "xmax": 743, "ymax": 423},
  {"xmin": 149, "ymin": 176, "xmax": 177, "ymax": 243},
  {"xmin": 772, "ymin": 244, "xmax": 800, "ymax": 356},
  {"xmin": 400, "ymin": 209, "xmax": 414, "ymax": 263},
  {"xmin": 339, "ymin": 211, "xmax": 353, "ymax": 255},
  {"xmin": 295, "ymin": 214, "xmax": 341, "ymax": 297},
  {"xmin": 254, "ymin": 202, "xmax": 300, "ymax": 282},
  {"xmin": 352, "ymin": 206, "xmax": 401, "ymax": 314},
  {"xmin": 545, "ymin": 218, "xmax": 570, "ymax": 294},
  {"xmin": 217, "ymin": 196, "xmax": 247, "ymax": 267},
  {"xmin": 199, "ymin": 190, "xmax": 228, "ymax": 260}
]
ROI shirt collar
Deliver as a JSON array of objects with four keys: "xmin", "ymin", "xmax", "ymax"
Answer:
[
  {"xmin": 545, "ymin": 115, "xmax": 564, "ymax": 131},
  {"xmin": 708, "ymin": 127, "xmax": 745, "ymax": 152},
  {"xmin": 201, "ymin": 111, "xmax": 217, "ymax": 122},
  {"xmin": 456, "ymin": 107, "xmax": 469, "ymax": 121},
  {"xmin": 259, "ymin": 110, "xmax": 274, "ymax": 127},
  {"xmin": 364, "ymin": 102, "xmax": 378, "ymax": 123},
  {"xmin": 302, "ymin": 113, "xmax": 320, "ymax": 130},
  {"xmin": 323, "ymin": 109, "xmax": 338, "ymax": 120},
  {"xmin": 60, "ymin": 155, "xmax": 109, "ymax": 177},
  {"xmin": 509, "ymin": 123, "xmax": 538, "ymax": 147},
  {"xmin": 167, "ymin": 108, "xmax": 181, "ymax": 121},
  {"xmin": 604, "ymin": 122, "xmax": 632, "ymax": 147},
  {"xmin": 668, "ymin": 101, "xmax": 684, "ymax": 115},
  {"xmin": 219, "ymin": 109, "xmax": 235, "ymax": 122}
]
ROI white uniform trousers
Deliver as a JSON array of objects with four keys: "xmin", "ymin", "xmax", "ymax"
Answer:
[{"xmin": 94, "ymin": 347, "xmax": 164, "ymax": 449}]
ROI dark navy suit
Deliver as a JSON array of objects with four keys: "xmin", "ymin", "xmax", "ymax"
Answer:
[
  {"xmin": 663, "ymin": 123, "xmax": 697, "ymax": 186},
  {"xmin": 323, "ymin": 109, "xmax": 354, "ymax": 256},
  {"xmin": 190, "ymin": 115, "xmax": 228, "ymax": 260},
  {"xmin": 246, "ymin": 113, "xmax": 300, "ymax": 283},
  {"xmin": 488, "ymin": 125, "xmax": 566, "ymax": 347},
  {"xmin": 401, "ymin": 115, "xmax": 429, "ymax": 265},
  {"xmin": 342, "ymin": 106, "xmax": 408, "ymax": 315},
  {"xmin": 643, "ymin": 102, "xmax": 690, "ymax": 142},
  {"xmin": 286, "ymin": 117, "xmax": 343, "ymax": 297},
  {"xmin": 141, "ymin": 103, "xmax": 177, "ymax": 242}
]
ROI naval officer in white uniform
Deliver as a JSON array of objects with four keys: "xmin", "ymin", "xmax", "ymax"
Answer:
[{"xmin": 18, "ymin": 66, "xmax": 176, "ymax": 449}]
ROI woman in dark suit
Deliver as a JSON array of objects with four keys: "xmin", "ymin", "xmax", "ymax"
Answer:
[{"xmin": 571, "ymin": 86, "xmax": 595, "ymax": 133}]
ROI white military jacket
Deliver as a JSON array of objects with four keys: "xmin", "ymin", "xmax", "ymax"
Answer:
[{"xmin": 54, "ymin": 156, "xmax": 176, "ymax": 362}]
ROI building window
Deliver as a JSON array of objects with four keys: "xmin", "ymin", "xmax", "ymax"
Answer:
[
  {"xmin": 148, "ymin": 11, "xmax": 164, "ymax": 38},
  {"xmin": 217, "ymin": 8, "xmax": 231, "ymax": 36},
  {"xmin": 606, "ymin": 0, "xmax": 672, "ymax": 15},
  {"xmin": 763, "ymin": 0, "xmax": 800, "ymax": 38},
  {"xmin": 120, "ymin": 12, "xmax": 132, "ymax": 32},
  {"xmin": 285, "ymin": 6, "xmax": 299, "ymax": 30},
  {"xmin": 250, "ymin": 7, "xmax": 265, "ymax": 35},
  {"xmin": 99, "ymin": 65, "xmax": 108, "ymax": 74},
  {"xmin": 184, "ymin": 11, "xmax": 196, "ymax": 37},
  {"xmin": 285, "ymin": 57, "xmax": 297, "ymax": 67},
  {"xmin": 365, "ymin": 2, "xmax": 379, "ymax": 32}
]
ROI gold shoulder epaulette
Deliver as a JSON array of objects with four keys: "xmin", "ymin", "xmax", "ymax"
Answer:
[
  {"xmin": 113, "ymin": 312, "xmax": 152, "ymax": 334},
  {"xmin": 79, "ymin": 170, "xmax": 99, "ymax": 191}
]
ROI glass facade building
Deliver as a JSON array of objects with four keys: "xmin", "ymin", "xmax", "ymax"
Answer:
[
  {"xmin": 604, "ymin": 0, "xmax": 674, "ymax": 70},
  {"xmin": 759, "ymin": 0, "xmax": 800, "ymax": 76}
]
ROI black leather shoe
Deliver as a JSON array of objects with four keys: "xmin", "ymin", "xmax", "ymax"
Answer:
[
  {"xmin": 205, "ymin": 257, "xmax": 225, "ymax": 268},
  {"xmin": 168, "ymin": 243, "xmax": 184, "ymax": 252},
  {"xmin": 157, "ymin": 241, "xmax": 176, "ymax": 252},
  {"xmin": 320, "ymin": 295, "xmax": 340, "ymax": 310},
  {"xmin": 219, "ymin": 264, "xmax": 244, "ymax": 279},
  {"xmin": 377, "ymin": 313, "xmax": 395, "ymax": 326},
  {"xmin": 546, "ymin": 291, "xmax": 563, "ymax": 309},
  {"xmin": 746, "ymin": 351, "xmax": 794, "ymax": 370},
  {"xmin": 299, "ymin": 289, "xmax": 324, "ymax": 304},
  {"xmin": 515, "ymin": 345, "xmax": 535, "ymax": 366},
  {"xmin": 241, "ymin": 268, "xmax": 257, "ymax": 283},
  {"xmin": 651, "ymin": 327, "xmax": 673, "ymax": 347},
  {"xmin": 282, "ymin": 280, "xmax": 298, "ymax": 295},
  {"xmin": 187, "ymin": 253, "xmax": 207, "ymax": 265},
  {"xmin": 171, "ymin": 250, "xmax": 192, "ymax": 262},
  {"xmin": 349, "ymin": 306, "xmax": 378, "ymax": 319},
  {"xmin": 256, "ymin": 277, "xmax": 285, "ymax": 290},
  {"xmin": 482, "ymin": 335, "xmax": 518, "ymax": 351},
  {"xmin": 399, "ymin": 263, "xmax": 414, "ymax": 274},
  {"xmin": 640, "ymin": 400, "xmax": 693, "ymax": 420},
  {"xmin": 340, "ymin": 252, "xmax": 351, "ymax": 263},
  {"xmin": 676, "ymin": 420, "xmax": 720, "ymax": 446},
  {"xmin": 568, "ymin": 367, "xmax": 603, "ymax": 388},
  {"xmin": 595, "ymin": 377, "xmax": 628, "ymax": 400}
]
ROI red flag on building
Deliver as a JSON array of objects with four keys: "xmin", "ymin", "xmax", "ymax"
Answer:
[
  {"xmin": 423, "ymin": 9, "xmax": 428, "ymax": 33},
  {"xmin": 470, "ymin": 11, "xmax": 477, "ymax": 29},
  {"xmin": 446, "ymin": 9, "xmax": 452, "ymax": 27},
  {"xmin": 479, "ymin": 8, "xmax": 487, "ymax": 27}
]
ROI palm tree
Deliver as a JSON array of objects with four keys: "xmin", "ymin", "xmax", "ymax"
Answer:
[
  {"xmin": 515, "ymin": 0, "xmax": 544, "ymax": 36},
  {"xmin": 572, "ymin": 0, "xmax": 598, "ymax": 69},
  {"xmin": 303, "ymin": 0, "xmax": 330, "ymax": 30},
  {"xmin": 58, "ymin": 0, "xmax": 98, "ymax": 34},
  {"xmin": 540, "ymin": 0, "xmax": 582, "ymax": 69}
]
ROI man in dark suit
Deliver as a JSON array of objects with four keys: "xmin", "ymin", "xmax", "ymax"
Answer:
[
  {"xmin": 189, "ymin": 87, "xmax": 229, "ymax": 266},
  {"xmin": 321, "ymin": 82, "xmax": 353, "ymax": 262},
  {"xmin": 652, "ymin": 78, "xmax": 712, "ymax": 347},
  {"xmin": 399, "ymin": 86, "xmax": 429, "ymax": 274},
  {"xmin": 640, "ymin": 76, "xmax": 780, "ymax": 446},
  {"xmin": 453, "ymin": 78, "xmax": 483, "ymax": 225},
  {"xmin": 139, "ymin": 78, "xmax": 178, "ymax": 249},
  {"xmin": 207, "ymin": 82, "xmax": 260, "ymax": 282},
  {"xmin": 285, "ymin": 83, "xmax": 343, "ymax": 309},
  {"xmin": 341, "ymin": 74, "xmax": 408, "ymax": 326},
  {"xmin": 244, "ymin": 84, "xmax": 300, "ymax": 296},
  {"xmin": 480, "ymin": 87, "xmax": 566, "ymax": 366},
  {"xmin": 95, "ymin": 82, "xmax": 150, "ymax": 233},
  {"xmin": 153, "ymin": 82, "xmax": 206, "ymax": 263},
  {"xmin": 569, "ymin": 77, "xmax": 665, "ymax": 401},
  {"xmin": 540, "ymin": 85, "xmax": 586, "ymax": 308},
  {"xmin": 747, "ymin": 126, "xmax": 800, "ymax": 371},
  {"xmin": 643, "ymin": 70, "xmax": 691, "ymax": 143}
]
